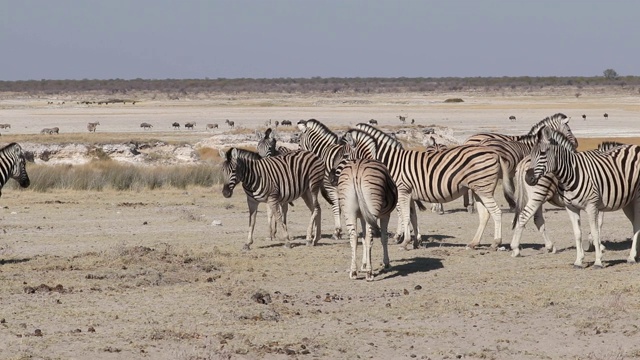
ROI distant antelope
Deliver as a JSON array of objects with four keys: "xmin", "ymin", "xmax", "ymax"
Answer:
[
  {"xmin": 582, "ymin": 114, "xmax": 587, "ymax": 121},
  {"xmin": 398, "ymin": 115, "xmax": 406, "ymax": 124},
  {"xmin": 172, "ymin": 122, "xmax": 180, "ymax": 129},
  {"xmin": 604, "ymin": 113, "xmax": 609, "ymax": 120},
  {"xmin": 206, "ymin": 123, "xmax": 218, "ymax": 130},
  {"xmin": 140, "ymin": 122, "xmax": 153, "ymax": 130},
  {"xmin": 87, "ymin": 121, "xmax": 100, "ymax": 132},
  {"xmin": 368, "ymin": 119, "xmax": 378, "ymax": 125},
  {"xmin": 509, "ymin": 115, "xmax": 516, "ymax": 122},
  {"xmin": 184, "ymin": 122, "xmax": 196, "ymax": 130},
  {"xmin": 225, "ymin": 119, "xmax": 235, "ymax": 128}
]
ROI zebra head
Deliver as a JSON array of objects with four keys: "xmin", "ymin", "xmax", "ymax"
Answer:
[
  {"xmin": 525, "ymin": 126, "xmax": 575, "ymax": 186},
  {"xmin": 296, "ymin": 119, "xmax": 339, "ymax": 153},
  {"xmin": 528, "ymin": 113, "xmax": 578, "ymax": 149},
  {"xmin": 220, "ymin": 148, "xmax": 239, "ymax": 198},
  {"xmin": 257, "ymin": 128, "xmax": 277, "ymax": 158},
  {"xmin": 1, "ymin": 143, "xmax": 30, "ymax": 194}
]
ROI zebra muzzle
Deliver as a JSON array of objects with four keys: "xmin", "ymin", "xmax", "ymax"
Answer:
[{"xmin": 524, "ymin": 169, "xmax": 539, "ymax": 186}]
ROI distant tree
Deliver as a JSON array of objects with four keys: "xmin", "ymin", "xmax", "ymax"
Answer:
[{"xmin": 603, "ymin": 68, "xmax": 619, "ymax": 80}]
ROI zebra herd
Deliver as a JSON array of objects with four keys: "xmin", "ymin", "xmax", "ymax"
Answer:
[{"xmin": 220, "ymin": 114, "xmax": 640, "ymax": 280}]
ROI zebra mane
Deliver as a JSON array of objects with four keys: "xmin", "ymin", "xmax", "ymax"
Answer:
[
  {"xmin": 1, "ymin": 142, "xmax": 21, "ymax": 152},
  {"xmin": 539, "ymin": 126, "xmax": 576, "ymax": 151},
  {"xmin": 263, "ymin": 128, "xmax": 273, "ymax": 139},
  {"xmin": 528, "ymin": 113, "xmax": 568, "ymax": 135},
  {"xmin": 222, "ymin": 147, "xmax": 261, "ymax": 162},
  {"xmin": 354, "ymin": 123, "xmax": 404, "ymax": 150},
  {"xmin": 342, "ymin": 129, "xmax": 378, "ymax": 159},
  {"xmin": 598, "ymin": 141, "xmax": 625, "ymax": 152},
  {"xmin": 300, "ymin": 119, "xmax": 339, "ymax": 143}
]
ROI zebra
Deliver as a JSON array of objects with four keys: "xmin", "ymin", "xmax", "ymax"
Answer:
[
  {"xmin": 225, "ymin": 119, "xmax": 235, "ymax": 128},
  {"xmin": 87, "ymin": 121, "xmax": 100, "ymax": 132},
  {"xmin": 0, "ymin": 143, "xmax": 31, "ymax": 194},
  {"xmin": 257, "ymin": 128, "xmax": 292, "ymax": 158},
  {"xmin": 297, "ymin": 119, "xmax": 346, "ymax": 240},
  {"xmin": 206, "ymin": 123, "xmax": 218, "ymax": 130},
  {"xmin": 343, "ymin": 128, "xmax": 512, "ymax": 250},
  {"xmin": 40, "ymin": 127, "xmax": 58, "ymax": 135},
  {"xmin": 184, "ymin": 122, "xmax": 196, "ymax": 130},
  {"xmin": 140, "ymin": 123, "xmax": 153, "ymax": 130},
  {"xmin": 465, "ymin": 113, "xmax": 575, "ymax": 145},
  {"xmin": 329, "ymin": 156, "xmax": 397, "ymax": 281},
  {"xmin": 172, "ymin": 122, "xmax": 180, "ymax": 129},
  {"xmin": 0, "ymin": 124, "xmax": 11, "ymax": 129},
  {"xmin": 510, "ymin": 139, "xmax": 622, "ymax": 257},
  {"xmin": 220, "ymin": 148, "xmax": 324, "ymax": 250},
  {"xmin": 525, "ymin": 127, "xmax": 640, "ymax": 268}
]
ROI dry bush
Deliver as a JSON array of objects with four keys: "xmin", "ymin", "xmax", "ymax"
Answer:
[{"xmin": 9, "ymin": 161, "xmax": 221, "ymax": 192}]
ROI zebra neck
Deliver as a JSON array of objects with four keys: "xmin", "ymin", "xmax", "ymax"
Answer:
[{"xmin": 550, "ymin": 147, "xmax": 578, "ymax": 189}]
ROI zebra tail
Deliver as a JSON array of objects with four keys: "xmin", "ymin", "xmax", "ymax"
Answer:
[
  {"xmin": 355, "ymin": 183, "xmax": 381, "ymax": 236},
  {"xmin": 511, "ymin": 162, "xmax": 529, "ymax": 229},
  {"xmin": 415, "ymin": 200, "xmax": 427, "ymax": 212},
  {"xmin": 499, "ymin": 157, "xmax": 516, "ymax": 209}
]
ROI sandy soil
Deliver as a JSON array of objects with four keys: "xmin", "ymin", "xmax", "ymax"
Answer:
[{"xmin": 1, "ymin": 91, "xmax": 640, "ymax": 359}]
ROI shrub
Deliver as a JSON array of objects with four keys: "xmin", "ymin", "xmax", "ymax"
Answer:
[{"xmin": 444, "ymin": 98, "xmax": 464, "ymax": 103}]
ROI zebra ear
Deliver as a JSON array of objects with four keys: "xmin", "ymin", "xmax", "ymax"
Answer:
[
  {"xmin": 231, "ymin": 148, "xmax": 239, "ymax": 160},
  {"xmin": 219, "ymin": 148, "xmax": 227, "ymax": 159},
  {"xmin": 540, "ymin": 126, "xmax": 554, "ymax": 143},
  {"xmin": 297, "ymin": 121, "xmax": 307, "ymax": 132},
  {"xmin": 345, "ymin": 132, "xmax": 356, "ymax": 148},
  {"xmin": 425, "ymin": 136, "xmax": 435, "ymax": 147},
  {"xmin": 562, "ymin": 117, "xmax": 570, "ymax": 125}
]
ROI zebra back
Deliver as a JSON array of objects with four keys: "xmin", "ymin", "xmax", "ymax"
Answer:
[
  {"xmin": 354, "ymin": 123, "xmax": 404, "ymax": 150},
  {"xmin": 0, "ymin": 142, "xmax": 30, "ymax": 190},
  {"xmin": 598, "ymin": 141, "xmax": 625, "ymax": 152}
]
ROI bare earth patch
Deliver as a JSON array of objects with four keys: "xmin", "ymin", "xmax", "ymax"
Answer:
[{"xmin": 1, "ymin": 91, "xmax": 640, "ymax": 359}]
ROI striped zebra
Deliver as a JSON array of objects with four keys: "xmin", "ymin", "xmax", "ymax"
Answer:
[
  {"xmin": 510, "ymin": 140, "xmax": 622, "ymax": 257},
  {"xmin": 0, "ymin": 143, "xmax": 31, "ymax": 194},
  {"xmin": 87, "ymin": 121, "xmax": 100, "ymax": 132},
  {"xmin": 225, "ymin": 119, "xmax": 235, "ymax": 128},
  {"xmin": 329, "ymin": 157, "xmax": 397, "ymax": 281},
  {"xmin": 344, "ymin": 128, "xmax": 512, "ymax": 250},
  {"xmin": 465, "ymin": 113, "xmax": 575, "ymax": 145},
  {"xmin": 297, "ymin": 119, "xmax": 347, "ymax": 240},
  {"xmin": 220, "ymin": 148, "xmax": 324, "ymax": 250},
  {"xmin": 525, "ymin": 127, "xmax": 640, "ymax": 267},
  {"xmin": 353, "ymin": 123, "xmax": 438, "ymax": 242},
  {"xmin": 256, "ymin": 128, "xmax": 293, "ymax": 158}
]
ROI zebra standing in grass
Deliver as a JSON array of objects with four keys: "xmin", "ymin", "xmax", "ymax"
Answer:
[
  {"xmin": 0, "ymin": 143, "xmax": 31, "ymax": 195},
  {"xmin": 525, "ymin": 127, "xmax": 640, "ymax": 267},
  {"xmin": 256, "ymin": 128, "xmax": 293, "ymax": 158},
  {"xmin": 329, "ymin": 155, "xmax": 397, "ymax": 281},
  {"xmin": 220, "ymin": 148, "xmax": 324, "ymax": 250},
  {"xmin": 344, "ymin": 128, "xmax": 512, "ymax": 250},
  {"xmin": 510, "ymin": 139, "xmax": 621, "ymax": 257},
  {"xmin": 87, "ymin": 121, "xmax": 100, "ymax": 132},
  {"xmin": 297, "ymin": 119, "xmax": 347, "ymax": 240}
]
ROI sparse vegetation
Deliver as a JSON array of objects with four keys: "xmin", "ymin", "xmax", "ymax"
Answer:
[
  {"xmin": 7, "ymin": 161, "xmax": 221, "ymax": 192},
  {"xmin": 444, "ymin": 98, "xmax": 464, "ymax": 103}
]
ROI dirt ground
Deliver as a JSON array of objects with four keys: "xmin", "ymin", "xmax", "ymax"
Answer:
[{"xmin": 1, "ymin": 90, "xmax": 640, "ymax": 359}]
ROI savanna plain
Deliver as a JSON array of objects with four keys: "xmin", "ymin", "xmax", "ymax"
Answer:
[{"xmin": 1, "ymin": 88, "xmax": 640, "ymax": 360}]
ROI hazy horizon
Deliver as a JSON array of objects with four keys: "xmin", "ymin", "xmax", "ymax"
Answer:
[{"xmin": 1, "ymin": 0, "xmax": 639, "ymax": 81}]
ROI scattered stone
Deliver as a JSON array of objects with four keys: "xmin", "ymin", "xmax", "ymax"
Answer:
[
  {"xmin": 414, "ymin": 285, "xmax": 422, "ymax": 290},
  {"xmin": 403, "ymin": 289, "xmax": 410, "ymax": 295},
  {"xmin": 211, "ymin": 220, "xmax": 222, "ymax": 226},
  {"xmin": 88, "ymin": 326, "xmax": 96, "ymax": 333},
  {"xmin": 34, "ymin": 329, "xmax": 43, "ymax": 337},
  {"xmin": 251, "ymin": 291, "xmax": 272, "ymax": 305}
]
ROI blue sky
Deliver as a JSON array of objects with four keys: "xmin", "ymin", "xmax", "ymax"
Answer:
[{"xmin": 1, "ymin": 0, "xmax": 638, "ymax": 80}]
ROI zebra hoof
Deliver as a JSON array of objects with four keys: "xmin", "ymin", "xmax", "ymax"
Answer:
[
  {"xmin": 627, "ymin": 258, "xmax": 637, "ymax": 264},
  {"xmin": 365, "ymin": 273, "xmax": 374, "ymax": 282},
  {"xmin": 349, "ymin": 271, "xmax": 358, "ymax": 280},
  {"xmin": 592, "ymin": 264, "xmax": 604, "ymax": 270},
  {"xmin": 572, "ymin": 264, "xmax": 584, "ymax": 269},
  {"xmin": 283, "ymin": 243, "xmax": 292, "ymax": 249},
  {"xmin": 242, "ymin": 244, "xmax": 251, "ymax": 251}
]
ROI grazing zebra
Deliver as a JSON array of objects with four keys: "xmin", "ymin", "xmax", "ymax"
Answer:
[
  {"xmin": 206, "ymin": 123, "xmax": 218, "ymax": 130},
  {"xmin": 257, "ymin": 128, "xmax": 292, "ymax": 158},
  {"xmin": 172, "ymin": 122, "xmax": 180, "ymax": 129},
  {"xmin": 525, "ymin": 127, "xmax": 640, "ymax": 267},
  {"xmin": 0, "ymin": 143, "xmax": 31, "ymax": 194},
  {"xmin": 297, "ymin": 119, "xmax": 346, "ymax": 240},
  {"xmin": 368, "ymin": 119, "xmax": 378, "ymax": 125},
  {"xmin": 221, "ymin": 148, "xmax": 324, "ymax": 249},
  {"xmin": 225, "ymin": 119, "xmax": 235, "ymax": 128},
  {"xmin": 510, "ymin": 139, "xmax": 621, "ymax": 257},
  {"xmin": 0, "ymin": 124, "xmax": 10, "ymax": 129},
  {"xmin": 465, "ymin": 113, "xmax": 575, "ymax": 145},
  {"xmin": 329, "ymin": 157, "xmax": 397, "ymax": 281},
  {"xmin": 140, "ymin": 122, "xmax": 153, "ymax": 130},
  {"xmin": 184, "ymin": 122, "xmax": 196, "ymax": 130},
  {"xmin": 87, "ymin": 121, "xmax": 100, "ymax": 132},
  {"xmin": 344, "ymin": 128, "xmax": 512, "ymax": 250}
]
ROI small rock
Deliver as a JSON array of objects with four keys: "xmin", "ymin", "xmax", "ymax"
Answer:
[
  {"xmin": 88, "ymin": 326, "xmax": 96, "ymax": 333},
  {"xmin": 403, "ymin": 289, "xmax": 409, "ymax": 295},
  {"xmin": 414, "ymin": 285, "xmax": 422, "ymax": 290},
  {"xmin": 211, "ymin": 220, "xmax": 222, "ymax": 226},
  {"xmin": 34, "ymin": 329, "xmax": 43, "ymax": 337}
]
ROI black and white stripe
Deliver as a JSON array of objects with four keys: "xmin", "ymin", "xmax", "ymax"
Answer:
[
  {"xmin": 343, "ymin": 129, "xmax": 512, "ymax": 250},
  {"xmin": 0, "ymin": 143, "xmax": 31, "ymax": 195},
  {"xmin": 525, "ymin": 127, "xmax": 640, "ymax": 267},
  {"xmin": 221, "ymin": 147, "xmax": 324, "ymax": 249},
  {"xmin": 465, "ymin": 113, "xmax": 577, "ymax": 146},
  {"xmin": 257, "ymin": 128, "xmax": 293, "ymax": 158}
]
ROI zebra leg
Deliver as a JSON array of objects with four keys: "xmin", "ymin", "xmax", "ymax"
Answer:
[
  {"xmin": 270, "ymin": 200, "xmax": 292, "ymax": 248},
  {"xmin": 622, "ymin": 201, "xmax": 640, "ymax": 263},
  {"xmin": 586, "ymin": 206, "xmax": 604, "ymax": 268},
  {"xmin": 584, "ymin": 212, "xmax": 606, "ymax": 252},
  {"xmin": 533, "ymin": 207, "xmax": 556, "ymax": 253},
  {"xmin": 347, "ymin": 218, "xmax": 358, "ymax": 280},
  {"xmin": 265, "ymin": 205, "xmax": 276, "ymax": 241},
  {"xmin": 322, "ymin": 183, "xmax": 342, "ymax": 240},
  {"xmin": 379, "ymin": 214, "xmax": 391, "ymax": 271},
  {"xmin": 301, "ymin": 191, "xmax": 322, "ymax": 246},
  {"xmin": 364, "ymin": 223, "xmax": 374, "ymax": 281},
  {"xmin": 510, "ymin": 204, "xmax": 543, "ymax": 257},
  {"xmin": 397, "ymin": 195, "xmax": 415, "ymax": 250},
  {"xmin": 394, "ymin": 205, "xmax": 404, "ymax": 244},
  {"xmin": 409, "ymin": 200, "xmax": 421, "ymax": 244},
  {"xmin": 565, "ymin": 207, "xmax": 585, "ymax": 267},
  {"xmin": 468, "ymin": 195, "xmax": 501, "ymax": 249},
  {"xmin": 245, "ymin": 197, "xmax": 259, "ymax": 250}
]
